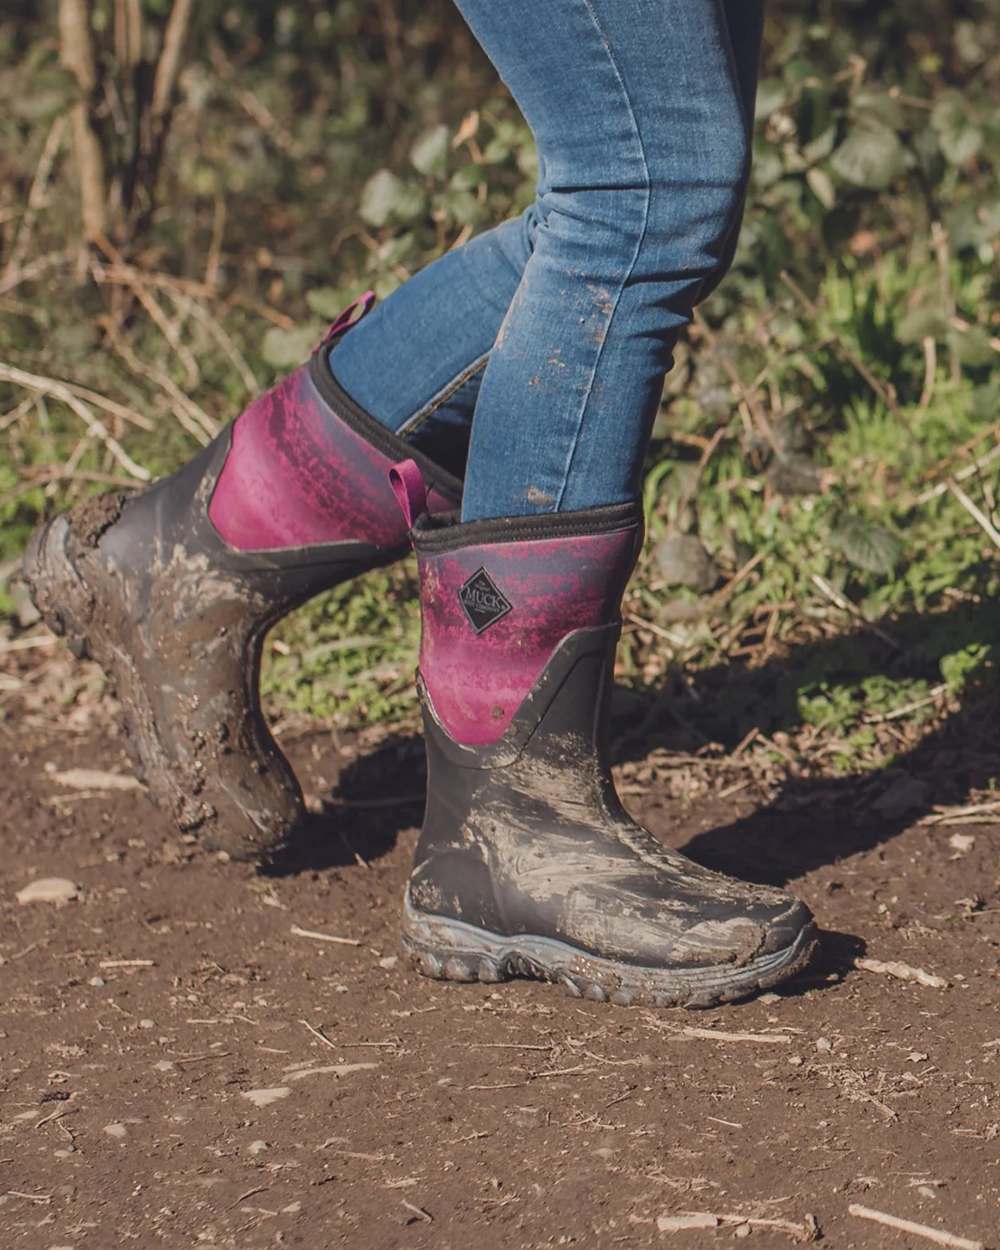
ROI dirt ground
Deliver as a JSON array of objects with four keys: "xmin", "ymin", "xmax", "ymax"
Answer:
[{"xmin": 2, "ymin": 664, "xmax": 999, "ymax": 1250}]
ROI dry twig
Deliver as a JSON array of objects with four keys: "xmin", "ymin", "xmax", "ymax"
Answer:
[
  {"xmin": 0, "ymin": 362, "xmax": 149, "ymax": 480},
  {"xmin": 946, "ymin": 478, "xmax": 1000, "ymax": 550},
  {"xmin": 290, "ymin": 925, "xmax": 361, "ymax": 947}
]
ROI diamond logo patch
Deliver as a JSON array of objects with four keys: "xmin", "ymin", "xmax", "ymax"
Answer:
[{"xmin": 458, "ymin": 567, "xmax": 512, "ymax": 634}]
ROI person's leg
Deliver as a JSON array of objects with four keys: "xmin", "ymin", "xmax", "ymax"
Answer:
[
  {"xmin": 392, "ymin": 0, "xmax": 813, "ymax": 1007},
  {"xmin": 454, "ymin": 0, "xmax": 763, "ymax": 521},
  {"xmin": 329, "ymin": 209, "xmax": 540, "ymax": 476},
  {"xmin": 330, "ymin": 0, "xmax": 762, "ymax": 483}
]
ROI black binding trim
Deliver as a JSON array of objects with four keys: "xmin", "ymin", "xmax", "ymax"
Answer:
[
  {"xmin": 308, "ymin": 350, "xmax": 463, "ymax": 503},
  {"xmin": 411, "ymin": 499, "xmax": 643, "ymax": 554}
]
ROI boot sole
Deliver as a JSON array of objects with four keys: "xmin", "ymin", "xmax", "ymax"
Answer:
[
  {"xmin": 401, "ymin": 892, "xmax": 817, "ymax": 1009},
  {"xmin": 22, "ymin": 515, "xmax": 299, "ymax": 860}
]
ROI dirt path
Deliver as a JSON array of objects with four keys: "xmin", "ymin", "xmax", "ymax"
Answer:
[{"xmin": 1, "ymin": 720, "xmax": 998, "ymax": 1249}]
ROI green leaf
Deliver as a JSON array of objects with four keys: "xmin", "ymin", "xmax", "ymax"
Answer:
[
  {"xmin": 830, "ymin": 123, "xmax": 906, "ymax": 189},
  {"xmin": 948, "ymin": 325, "xmax": 995, "ymax": 367},
  {"xmin": 359, "ymin": 169, "xmax": 425, "ymax": 227},
  {"xmin": 830, "ymin": 513, "xmax": 903, "ymax": 575},
  {"xmin": 410, "ymin": 125, "xmax": 449, "ymax": 177},
  {"xmin": 897, "ymin": 302, "xmax": 949, "ymax": 344},
  {"xmin": 852, "ymin": 90, "xmax": 906, "ymax": 132},
  {"xmin": 806, "ymin": 166, "xmax": 836, "ymax": 209},
  {"xmin": 359, "ymin": 169, "xmax": 402, "ymax": 227},
  {"xmin": 305, "ymin": 287, "xmax": 351, "ymax": 319},
  {"xmin": 755, "ymin": 77, "xmax": 787, "ymax": 121},
  {"xmin": 931, "ymin": 93, "xmax": 983, "ymax": 166},
  {"xmin": 261, "ymin": 323, "xmax": 324, "ymax": 369}
]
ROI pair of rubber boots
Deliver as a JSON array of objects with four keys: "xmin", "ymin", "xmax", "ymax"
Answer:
[{"xmin": 24, "ymin": 299, "xmax": 815, "ymax": 1008}]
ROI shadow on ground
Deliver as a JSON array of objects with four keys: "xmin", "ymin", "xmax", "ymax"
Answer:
[{"xmin": 268, "ymin": 599, "xmax": 999, "ymax": 890}]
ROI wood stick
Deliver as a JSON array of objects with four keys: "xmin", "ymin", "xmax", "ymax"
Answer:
[
  {"xmin": 848, "ymin": 1204, "xmax": 985, "ymax": 1250},
  {"xmin": 947, "ymin": 478, "xmax": 1000, "ymax": 550},
  {"xmin": 151, "ymin": 0, "xmax": 194, "ymax": 123},
  {"xmin": 290, "ymin": 925, "xmax": 361, "ymax": 947}
]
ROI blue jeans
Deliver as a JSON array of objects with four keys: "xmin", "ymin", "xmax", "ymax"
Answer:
[{"xmin": 331, "ymin": 0, "xmax": 764, "ymax": 522}]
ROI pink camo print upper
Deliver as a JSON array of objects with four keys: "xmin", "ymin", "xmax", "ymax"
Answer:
[
  {"xmin": 416, "ymin": 522, "xmax": 640, "ymax": 746},
  {"xmin": 209, "ymin": 365, "xmax": 452, "ymax": 551}
]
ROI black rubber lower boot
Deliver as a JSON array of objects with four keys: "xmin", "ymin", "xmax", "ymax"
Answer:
[
  {"xmin": 392, "ymin": 476, "xmax": 816, "ymax": 1007},
  {"xmin": 23, "ymin": 350, "xmax": 460, "ymax": 860}
]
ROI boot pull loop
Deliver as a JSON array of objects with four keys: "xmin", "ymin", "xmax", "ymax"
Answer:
[
  {"xmin": 321, "ymin": 290, "xmax": 376, "ymax": 345},
  {"xmin": 389, "ymin": 459, "xmax": 428, "ymax": 530}
]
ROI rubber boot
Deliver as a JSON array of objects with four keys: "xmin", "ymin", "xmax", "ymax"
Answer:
[
  {"xmin": 22, "ymin": 301, "xmax": 461, "ymax": 860},
  {"xmin": 389, "ymin": 461, "xmax": 816, "ymax": 1008}
]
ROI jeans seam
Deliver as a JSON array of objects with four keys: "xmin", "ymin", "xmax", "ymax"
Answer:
[
  {"xmin": 553, "ymin": 0, "xmax": 651, "ymax": 511},
  {"xmin": 397, "ymin": 351, "xmax": 491, "ymax": 436}
]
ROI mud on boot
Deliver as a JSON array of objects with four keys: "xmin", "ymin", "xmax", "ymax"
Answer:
[
  {"xmin": 390, "ymin": 463, "xmax": 816, "ymax": 1008},
  {"xmin": 23, "ymin": 307, "xmax": 460, "ymax": 860}
]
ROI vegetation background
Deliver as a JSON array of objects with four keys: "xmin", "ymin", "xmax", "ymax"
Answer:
[{"xmin": 1, "ymin": 0, "xmax": 998, "ymax": 790}]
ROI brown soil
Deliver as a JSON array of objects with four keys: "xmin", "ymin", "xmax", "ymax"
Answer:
[{"xmin": 2, "ymin": 707, "xmax": 999, "ymax": 1249}]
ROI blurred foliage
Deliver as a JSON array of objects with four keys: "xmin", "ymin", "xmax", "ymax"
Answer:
[{"xmin": 1, "ymin": 0, "xmax": 998, "ymax": 772}]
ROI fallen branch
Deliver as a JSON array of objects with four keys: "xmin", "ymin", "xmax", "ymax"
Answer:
[
  {"xmin": 53, "ymin": 768, "xmax": 142, "ymax": 792},
  {"xmin": 848, "ymin": 1204, "xmax": 985, "ymax": 1250},
  {"xmin": 856, "ymin": 958, "xmax": 948, "ymax": 989},
  {"xmin": 918, "ymin": 800, "xmax": 1000, "ymax": 826},
  {"xmin": 657, "ymin": 1211, "xmax": 819, "ymax": 1242},
  {"xmin": 675, "ymin": 1027, "xmax": 791, "ymax": 1045}
]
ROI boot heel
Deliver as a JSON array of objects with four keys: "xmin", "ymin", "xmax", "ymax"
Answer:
[{"xmin": 401, "ymin": 895, "xmax": 508, "ymax": 985}]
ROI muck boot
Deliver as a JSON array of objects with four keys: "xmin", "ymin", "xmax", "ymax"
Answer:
[
  {"xmin": 390, "ymin": 462, "xmax": 816, "ymax": 1007},
  {"xmin": 23, "ymin": 298, "xmax": 461, "ymax": 860}
]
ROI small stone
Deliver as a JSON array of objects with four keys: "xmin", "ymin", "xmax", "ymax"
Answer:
[
  {"xmin": 89, "ymin": 976, "xmax": 105, "ymax": 988},
  {"xmin": 104, "ymin": 1123, "xmax": 127, "ymax": 1139},
  {"xmin": 378, "ymin": 955, "xmax": 398, "ymax": 970},
  {"xmin": 241, "ymin": 1086, "xmax": 291, "ymax": 1108},
  {"xmin": 815, "ymin": 1036, "xmax": 833, "ymax": 1053},
  {"xmin": 788, "ymin": 1055, "xmax": 804, "ymax": 1066},
  {"xmin": 653, "ymin": 533, "xmax": 720, "ymax": 593},
  {"xmin": 16, "ymin": 878, "xmax": 79, "ymax": 906},
  {"xmin": 248, "ymin": 1140, "xmax": 268, "ymax": 1155},
  {"xmin": 281, "ymin": 1202, "xmax": 301, "ymax": 1214},
  {"xmin": 153, "ymin": 1060, "xmax": 175, "ymax": 1073},
  {"xmin": 139, "ymin": 1019, "xmax": 155, "ymax": 1029},
  {"xmin": 734, "ymin": 1223, "xmax": 752, "ymax": 1239},
  {"xmin": 949, "ymin": 833, "xmax": 975, "ymax": 853}
]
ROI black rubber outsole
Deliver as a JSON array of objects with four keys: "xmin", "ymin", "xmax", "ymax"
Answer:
[{"xmin": 400, "ymin": 892, "xmax": 817, "ymax": 1010}]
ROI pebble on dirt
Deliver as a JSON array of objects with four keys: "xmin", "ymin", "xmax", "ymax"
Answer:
[{"xmin": 15, "ymin": 877, "xmax": 79, "ymax": 905}]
